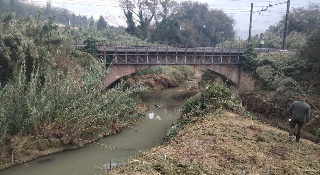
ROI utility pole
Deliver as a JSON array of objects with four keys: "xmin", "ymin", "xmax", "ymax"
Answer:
[
  {"xmin": 282, "ymin": 0, "xmax": 290, "ymax": 50},
  {"xmin": 248, "ymin": 3, "xmax": 253, "ymax": 43}
]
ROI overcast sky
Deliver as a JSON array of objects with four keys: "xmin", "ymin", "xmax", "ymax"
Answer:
[{"xmin": 27, "ymin": 0, "xmax": 318, "ymax": 34}]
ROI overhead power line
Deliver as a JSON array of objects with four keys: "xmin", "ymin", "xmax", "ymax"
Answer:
[{"xmin": 252, "ymin": 1, "xmax": 287, "ymax": 15}]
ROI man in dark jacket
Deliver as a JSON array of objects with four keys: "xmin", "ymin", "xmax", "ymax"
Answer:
[{"xmin": 288, "ymin": 94, "xmax": 310, "ymax": 143}]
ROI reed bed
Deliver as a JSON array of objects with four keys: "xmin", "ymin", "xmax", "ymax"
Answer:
[{"xmin": 0, "ymin": 13, "xmax": 148, "ymax": 168}]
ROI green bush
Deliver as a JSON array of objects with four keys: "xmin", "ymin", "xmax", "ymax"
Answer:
[
  {"xmin": 136, "ymin": 65, "xmax": 194, "ymax": 86},
  {"xmin": 182, "ymin": 83, "xmax": 235, "ymax": 118},
  {"xmin": 164, "ymin": 83, "xmax": 243, "ymax": 142}
]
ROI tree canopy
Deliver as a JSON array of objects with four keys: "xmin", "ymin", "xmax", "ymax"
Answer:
[
  {"xmin": 154, "ymin": 1, "xmax": 235, "ymax": 46},
  {"xmin": 268, "ymin": 3, "xmax": 320, "ymax": 35},
  {"xmin": 119, "ymin": 0, "xmax": 235, "ymax": 46}
]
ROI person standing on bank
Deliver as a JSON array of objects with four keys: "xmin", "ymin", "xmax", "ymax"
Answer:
[{"xmin": 288, "ymin": 94, "xmax": 310, "ymax": 143}]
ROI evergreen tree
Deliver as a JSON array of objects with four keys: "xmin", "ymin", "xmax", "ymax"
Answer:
[
  {"xmin": 124, "ymin": 11, "xmax": 142, "ymax": 38},
  {"xmin": 97, "ymin": 15, "xmax": 107, "ymax": 31}
]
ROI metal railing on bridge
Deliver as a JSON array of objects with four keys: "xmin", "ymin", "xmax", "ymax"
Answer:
[{"xmin": 97, "ymin": 41, "xmax": 247, "ymax": 65}]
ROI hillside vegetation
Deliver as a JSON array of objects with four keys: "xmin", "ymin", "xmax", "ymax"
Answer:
[
  {"xmin": 0, "ymin": 13, "xmax": 148, "ymax": 169},
  {"xmin": 240, "ymin": 42, "xmax": 320, "ymax": 143},
  {"xmin": 0, "ymin": 0, "xmax": 92, "ymax": 27}
]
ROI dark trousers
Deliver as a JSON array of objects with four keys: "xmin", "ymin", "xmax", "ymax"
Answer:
[{"xmin": 289, "ymin": 118, "xmax": 304, "ymax": 140}]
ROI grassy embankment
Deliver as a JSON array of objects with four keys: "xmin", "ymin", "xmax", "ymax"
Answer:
[
  {"xmin": 108, "ymin": 111, "xmax": 320, "ymax": 175},
  {"xmin": 107, "ymin": 83, "xmax": 320, "ymax": 175}
]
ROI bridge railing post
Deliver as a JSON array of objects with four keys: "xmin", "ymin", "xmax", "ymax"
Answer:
[
  {"xmin": 238, "ymin": 43, "xmax": 240, "ymax": 63},
  {"xmin": 103, "ymin": 41, "xmax": 106, "ymax": 66},
  {"xmin": 193, "ymin": 46, "xmax": 196, "ymax": 64},
  {"xmin": 212, "ymin": 43, "xmax": 214, "ymax": 64},
  {"xmin": 156, "ymin": 42, "xmax": 159, "ymax": 63},
  {"xmin": 175, "ymin": 43, "xmax": 178, "ymax": 64},
  {"xmin": 220, "ymin": 45, "xmax": 223, "ymax": 63},
  {"xmin": 136, "ymin": 41, "xmax": 139, "ymax": 63},
  {"xmin": 147, "ymin": 42, "xmax": 149, "ymax": 63},
  {"xmin": 166, "ymin": 41, "xmax": 168, "ymax": 64},
  {"xmin": 184, "ymin": 43, "xmax": 188, "ymax": 64},
  {"xmin": 126, "ymin": 41, "xmax": 128, "ymax": 63},
  {"xmin": 203, "ymin": 45, "xmax": 205, "ymax": 64},
  {"xmin": 115, "ymin": 42, "xmax": 118, "ymax": 63},
  {"xmin": 229, "ymin": 43, "xmax": 232, "ymax": 63}
]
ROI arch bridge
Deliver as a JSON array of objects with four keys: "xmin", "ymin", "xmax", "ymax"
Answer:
[{"xmin": 97, "ymin": 42, "xmax": 254, "ymax": 92}]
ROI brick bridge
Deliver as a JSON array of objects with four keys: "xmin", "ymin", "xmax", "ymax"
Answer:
[{"xmin": 97, "ymin": 43, "xmax": 255, "ymax": 92}]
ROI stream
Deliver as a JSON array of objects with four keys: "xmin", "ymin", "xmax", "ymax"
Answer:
[{"xmin": 0, "ymin": 80, "xmax": 198, "ymax": 175}]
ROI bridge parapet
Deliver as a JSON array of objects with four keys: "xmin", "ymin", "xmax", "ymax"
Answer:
[{"xmin": 97, "ymin": 43, "xmax": 246, "ymax": 65}]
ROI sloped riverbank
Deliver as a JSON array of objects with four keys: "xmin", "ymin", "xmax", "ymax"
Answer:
[{"xmin": 108, "ymin": 111, "xmax": 320, "ymax": 174}]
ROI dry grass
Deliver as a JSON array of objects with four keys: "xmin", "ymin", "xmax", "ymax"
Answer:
[{"xmin": 108, "ymin": 110, "xmax": 320, "ymax": 175}]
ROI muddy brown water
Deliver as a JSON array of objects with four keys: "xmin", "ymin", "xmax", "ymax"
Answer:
[{"xmin": 0, "ymin": 80, "xmax": 198, "ymax": 175}]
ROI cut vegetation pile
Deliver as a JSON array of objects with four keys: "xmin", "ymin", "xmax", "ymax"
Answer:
[{"xmin": 108, "ymin": 111, "xmax": 320, "ymax": 175}]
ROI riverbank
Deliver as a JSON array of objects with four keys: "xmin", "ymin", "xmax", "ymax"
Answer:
[
  {"xmin": 0, "ymin": 108, "xmax": 146, "ymax": 171},
  {"xmin": 107, "ymin": 110, "xmax": 320, "ymax": 174},
  {"xmin": 0, "ymin": 66, "xmax": 196, "ymax": 172}
]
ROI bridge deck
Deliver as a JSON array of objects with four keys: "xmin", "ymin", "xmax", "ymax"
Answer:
[
  {"xmin": 97, "ymin": 45, "xmax": 245, "ymax": 65},
  {"xmin": 97, "ymin": 46, "xmax": 246, "ymax": 54}
]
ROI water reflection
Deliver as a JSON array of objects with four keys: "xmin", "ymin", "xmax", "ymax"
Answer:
[{"xmin": 148, "ymin": 112, "xmax": 161, "ymax": 120}]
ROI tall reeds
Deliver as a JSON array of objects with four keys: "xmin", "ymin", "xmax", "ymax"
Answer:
[{"xmin": 0, "ymin": 13, "xmax": 147, "ymax": 147}]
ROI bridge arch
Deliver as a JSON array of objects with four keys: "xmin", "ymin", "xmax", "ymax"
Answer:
[
  {"xmin": 103, "ymin": 64, "xmax": 255, "ymax": 92},
  {"xmin": 200, "ymin": 69, "xmax": 238, "ymax": 88}
]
